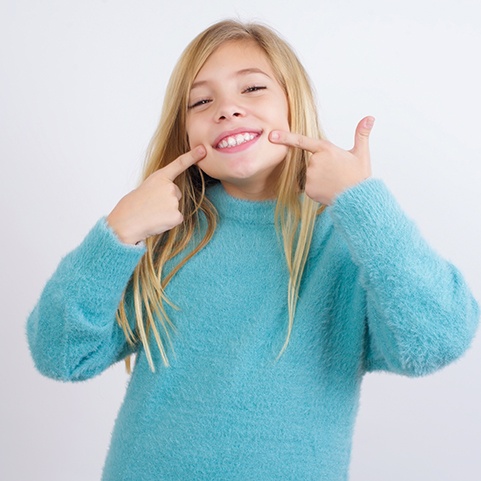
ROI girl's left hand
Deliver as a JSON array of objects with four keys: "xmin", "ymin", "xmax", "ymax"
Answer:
[{"xmin": 269, "ymin": 116, "xmax": 375, "ymax": 205}]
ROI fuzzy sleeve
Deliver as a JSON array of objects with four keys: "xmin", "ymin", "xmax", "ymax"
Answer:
[
  {"xmin": 329, "ymin": 178, "xmax": 479, "ymax": 376},
  {"xmin": 26, "ymin": 218, "xmax": 145, "ymax": 382}
]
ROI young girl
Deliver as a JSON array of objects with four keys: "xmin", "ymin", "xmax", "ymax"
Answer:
[{"xmin": 27, "ymin": 20, "xmax": 479, "ymax": 481}]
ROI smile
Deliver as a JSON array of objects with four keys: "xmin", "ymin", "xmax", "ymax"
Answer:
[{"xmin": 216, "ymin": 132, "xmax": 260, "ymax": 149}]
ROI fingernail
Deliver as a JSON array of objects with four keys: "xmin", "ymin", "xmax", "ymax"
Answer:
[
  {"xmin": 197, "ymin": 146, "xmax": 206, "ymax": 156},
  {"xmin": 270, "ymin": 131, "xmax": 280, "ymax": 141},
  {"xmin": 365, "ymin": 117, "xmax": 375, "ymax": 129}
]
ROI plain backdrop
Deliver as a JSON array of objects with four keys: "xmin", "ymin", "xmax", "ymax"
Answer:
[{"xmin": 1, "ymin": 0, "xmax": 480, "ymax": 480}]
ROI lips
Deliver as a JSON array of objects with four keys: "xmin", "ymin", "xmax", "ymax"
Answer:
[{"xmin": 213, "ymin": 128, "xmax": 262, "ymax": 149}]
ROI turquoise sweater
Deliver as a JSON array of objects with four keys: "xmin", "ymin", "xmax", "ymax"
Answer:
[{"xmin": 27, "ymin": 179, "xmax": 479, "ymax": 480}]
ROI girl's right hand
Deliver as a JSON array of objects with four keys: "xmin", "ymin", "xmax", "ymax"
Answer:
[{"xmin": 106, "ymin": 146, "xmax": 207, "ymax": 245}]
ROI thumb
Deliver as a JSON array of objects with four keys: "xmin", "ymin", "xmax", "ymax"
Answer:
[{"xmin": 351, "ymin": 116, "xmax": 375, "ymax": 158}]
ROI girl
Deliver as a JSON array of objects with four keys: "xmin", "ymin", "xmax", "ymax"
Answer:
[{"xmin": 27, "ymin": 20, "xmax": 479, "ymax": 481}]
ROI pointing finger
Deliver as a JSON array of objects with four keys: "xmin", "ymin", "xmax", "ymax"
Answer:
[
  {"xmin": 269, "ymin": 130, "xmax": 325, "ymax": 153},
  {"xmin": 162, "ymin": 146, "xmax": 206, "ymax": 181}
]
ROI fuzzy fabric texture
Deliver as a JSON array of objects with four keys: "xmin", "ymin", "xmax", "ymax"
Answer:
[{"xmin": 27, "ymin": 179, "xmax": 479, "ymax": 481}]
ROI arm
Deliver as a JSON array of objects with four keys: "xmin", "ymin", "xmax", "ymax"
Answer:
[
  {"xmin": 330, "ymin": 179, "xmax": 479, "ymax": 376},
  {"xmin": 269, "ymin": 118, "xmax": 478, "ymax": 376},
  {"xmin": 27, "ymin": 146, "xmax": 207, "ymax": 381},
  {"xmin": 26, "ymin": 219, "xmax": 145, "ymax": 381}
]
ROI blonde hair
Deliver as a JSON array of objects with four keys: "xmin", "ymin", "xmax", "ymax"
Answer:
[{"xmin": 117, "ymin": 20, "xmax": 326, "ymax": 372}]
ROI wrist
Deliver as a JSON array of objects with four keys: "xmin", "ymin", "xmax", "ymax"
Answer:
[{"xmin": 106, "ymin": 212, "xmax": 143, "ymax": 246}]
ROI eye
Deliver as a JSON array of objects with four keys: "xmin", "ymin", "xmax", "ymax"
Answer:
[
  {"xmin": 188, "ymin": 98, "xmax": 212, "ymax": 110},
  {"xmin": 243, "ymin": 85, "xmax": 267, "ymax": 93}
]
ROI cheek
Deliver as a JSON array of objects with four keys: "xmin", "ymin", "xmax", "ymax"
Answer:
[
  {"xmin": 280, "ymin": 108, "xmax": 290, "ymax": 131},
  {"xmin": 196, "ymin": 155, "xmax": 220, "ymax": 180},
  {"xmin": 185, "ymin": 119, "xmax": 199, "ymax": 148},
  {"xmin": 196, "ymin": 149, "xmax": 215, "ymax": 168},
  {"xmin": 271, "ymin": 144, "xmax": 289, "ymax": 162},
  {"xmin": 186, "ymin": 130, "xmax": 193, "ymax": 149},
  {"xmin": 270, "ymin": 95, "xmax": 290, "ymax": 131}
]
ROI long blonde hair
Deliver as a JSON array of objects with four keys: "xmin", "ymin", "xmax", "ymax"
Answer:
[{"xmin": 117, "ymin": 20, "xmax": 325, "ymax": 372}]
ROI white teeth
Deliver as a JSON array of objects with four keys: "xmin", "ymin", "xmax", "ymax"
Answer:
[{"xmin": 217, "ymin": 132, "xmax": 257, "ymax": 149}]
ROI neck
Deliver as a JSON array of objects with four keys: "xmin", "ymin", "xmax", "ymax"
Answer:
[{"xmin": 221, "ymin": 182, "xmax": 276, "ymax": 201}]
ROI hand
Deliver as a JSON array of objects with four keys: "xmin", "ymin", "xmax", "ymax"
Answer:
[
  {"xmin": 269, "ymin": 116, "xmax": 375, "ymax": 205},
  {"xmin": 106, "ymin": 146, "xmax": 206, "ymax": 245}
]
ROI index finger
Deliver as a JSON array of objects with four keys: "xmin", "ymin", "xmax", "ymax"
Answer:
[
  {"xmin": 161, "ymin": 146, "xmax": 206, "ymax": 181},
  {"xmin": 269, "ymin": 130, "xmax": 325, "ymax": 153}
]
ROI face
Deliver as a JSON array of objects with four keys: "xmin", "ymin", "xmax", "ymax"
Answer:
[{"xmin": 185, "ymin": 40, "xmax": 290, "ymax": 200}]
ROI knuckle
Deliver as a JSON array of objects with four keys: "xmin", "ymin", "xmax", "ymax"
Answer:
[
  {"xmin": 166, "ymin": 183, "xmax": 178, "ymax": 197},
  {"xmin": 305, "ymin": 182, "xmax": 316, "ymax": 199},
  {"xmin": 177, "ymin": 155, "xmax": 188, "ymax": 168},
  {"xmin": 174, "ymin": 185, "xmax": 182, "ymax": 199},
  {"xmin": 149, "ymin": 170, "xmax": 163, "ymax": 182},
  {"xmin": 324, "ymin": 145, "xmax": 337, "ymax": 157},
  {"xmin": 308, "ymin": 152, "xmax": 322, "ymax": 166},
  {"xmin": 173, "ymin": 211, "xmax": 184, "ymax": 225},
  {"xmin": 163, "ymin": 211, "xmax": 183, "ymax": 231}
]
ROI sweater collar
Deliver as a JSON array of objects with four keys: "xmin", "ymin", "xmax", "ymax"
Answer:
[{"xmin": 206, "ymin": 183, "xmax": 276, "ymax": 225}]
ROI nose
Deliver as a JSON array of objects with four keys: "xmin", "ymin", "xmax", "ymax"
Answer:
[
  {"xmin": 218, "ymin": 111, "xmax": 242, "ymax": 121},
  {"xmin": 215, "ymin": 97, "xmax": 245, "ymax": 122}
]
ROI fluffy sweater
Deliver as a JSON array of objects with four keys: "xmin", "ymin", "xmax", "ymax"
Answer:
[{"xmin": 27, "ymin": 179, "xmax": 479, "ymax": 481}]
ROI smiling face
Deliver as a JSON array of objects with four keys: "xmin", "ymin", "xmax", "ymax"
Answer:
[{"xmin": 185, "ymin": 40, "xmax": 290, "ymax": 200}]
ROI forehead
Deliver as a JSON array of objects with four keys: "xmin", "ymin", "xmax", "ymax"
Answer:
[{"xmin": 192, "ymin": 40, "xmax": 274, "ymax": 84}]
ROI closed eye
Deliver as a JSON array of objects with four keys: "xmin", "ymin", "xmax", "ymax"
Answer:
[
  {"xmin": 188, "ymin": 98, "xmax": 212, "ymax": 109},
  {"xmin": 243, "ymin": 85, "xmax": 267, "ymax": 93},
  {"xmin": 188, "ymin": 86, "xmax": 266, "ymax": 109}
]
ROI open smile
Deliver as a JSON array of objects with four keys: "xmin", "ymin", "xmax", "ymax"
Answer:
[
  {"xmin": 213, "ymin": 128, "xmax": 263, "ymax": 152},
  {"xmin": 216, "ymin": 132, "xmax": 260, "ymax": 149}
]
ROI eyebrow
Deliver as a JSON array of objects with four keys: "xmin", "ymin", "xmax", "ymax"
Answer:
[{"xmin": 190, "ymin": 68, "xmax": 272, "ymax": 90}]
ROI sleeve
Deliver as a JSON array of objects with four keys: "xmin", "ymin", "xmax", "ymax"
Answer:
[
  {"xmin": 26, "ymin": 218, "xmax": 146, "ymax": 382},
  {"xmin": 329, "ymin": 178, "xmax": 479, "ymax": 376}
]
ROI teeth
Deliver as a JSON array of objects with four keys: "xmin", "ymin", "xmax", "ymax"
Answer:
[{"xmin": 217, "ymin": 132, "xmax": 257, "ymax": 149}]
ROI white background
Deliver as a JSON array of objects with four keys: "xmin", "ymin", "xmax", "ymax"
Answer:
[{"xmin": 1, "ymin": 0, "xmax": 480, "ymax": 480}]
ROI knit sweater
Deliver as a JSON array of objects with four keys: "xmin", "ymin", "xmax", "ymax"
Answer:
[{"xmin": 27, "ymin": 179, "xmax": 479, "ymax": 481}]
